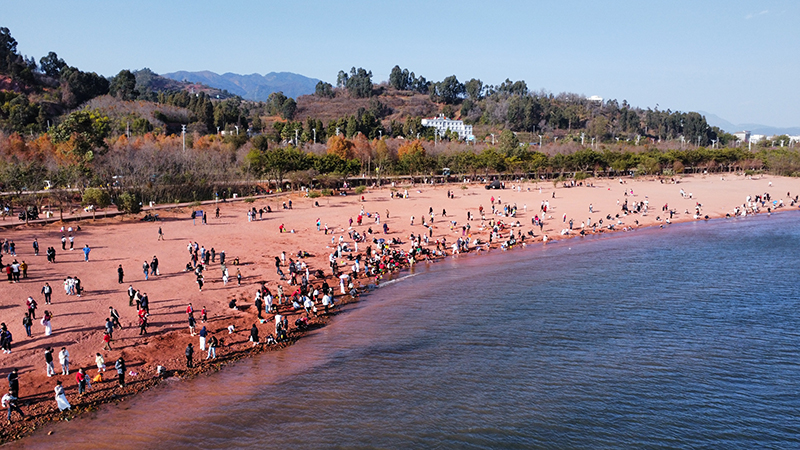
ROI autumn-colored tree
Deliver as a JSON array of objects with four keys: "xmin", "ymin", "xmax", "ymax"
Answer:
[
  {"xmin": 398, "ymin": 139, "xmax": 429, "ymax": 174},
  {"xmin": 327, "ymin": 134, "xmax": 355, "ymax": 160},
  {"xmin": 397, "ymin": 139, "xmax": 426, "ymax": 160},
  {"xmin": 353, "ymin": 133, "xmax": 373, "ymax": 172}
]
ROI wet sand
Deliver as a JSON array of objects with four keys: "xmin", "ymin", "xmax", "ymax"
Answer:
[{"xmin": 0, "ymin": 173, "xmax": 797, "ymax": 442}]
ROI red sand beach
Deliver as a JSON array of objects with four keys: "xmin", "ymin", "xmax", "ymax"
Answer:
[{"xmin": 0, "ymin": 173, "xmax": 798, "ymax": 442}]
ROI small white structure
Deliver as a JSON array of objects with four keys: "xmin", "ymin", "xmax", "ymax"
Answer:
[
  {"xmin": 733, "ymin": 131, "xmax": 750, "ymax": 143},
  {"xmin": 750, "ymin": 134, "xmax": 766, "ymax": 144},
  {"xmin": 587, "ymin": 95, "xmax": 603, "ymax": 103},
  {"xmin": 421, "ymin": 114, "xmax": 474, "ymax": 140}
]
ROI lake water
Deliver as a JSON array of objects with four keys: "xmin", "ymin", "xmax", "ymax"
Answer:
[{"xmin": 17, "ymin": 212, "xmax": 800, "ymax": 449}]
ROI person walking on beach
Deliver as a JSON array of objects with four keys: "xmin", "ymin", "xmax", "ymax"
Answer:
[
  {"xmin": 117, "ymin": 265, "xmax": 124, "ymax": 284},
  {"xmin": 42, "ymin": 310, "xmax": 52, "ymax": 336},
  {"xmin": 249, "ymin": 323, "xmax": 260, "ymax": 346},
  {"xmin": 142, "ymin": 260, "xmax": 150, "ymax": 280},
  {"xmin": 58, "ymin": 347, "xmax": 70, "ymax": 375},
  {"xmin": 54, "ymin": 380, "xmax": 70, "ymax": 412},
  {"xmin": 103, "ymin": 330, "xmax": 112, "ymax": 350},
  {"xmin": 2, "ymin": 390, "xmax": 24, "ymax": 424},
  {"xmin": 7, "ymin": 368, "xmax": 18, "ymax": 398},
  {"xmin": 44, "ymin": 347, "xmax": 55, "ymax": 377},
  {"xmin": 109, "ymin": 306, "xmax": 122, "ymax": 329},
  {"xmin": 96, "ymin": 353, "xmax": 106, "ymax": 372},
  {"xmin": 41, "ymin": 282, "xmax": 52, "ymax": 305},
  {"xmin": 138, "ymin": 310, "xmax": 148, "ymax": 335},
  {"xmin": 185, "ymin": 343, "xmax": 194, "ymax": 368},
  {"xmin": 0, "ymin": 325, "xmax": 11, "ymax": 354},
  {"xmin": 76, "ymin": 368, "xmax": 87, "ymax": 396},
  {"xmin": 115, "ymin": 357, "xmax": 126, "ymax": 387},
  {"xmin": 32, "ymin": 238, "xmax": 39, "ymax": 256},
  {"xmin": 198, "ymin": 326, "xmax": 207, "ymax": 351},
  {"xmin": 105, "ymin": 318, "xmax": 114, "ymax": 339},
  {"xmin": 158, "ymin": 226, "xmax": 164, "ymax": 241},
  {"xmin": 254, "ymin": 293, "xmax": 263, "ymax": 320},
  {"xmin": 26, "ymin": 296, "xmax": 37, "ymax": 319},
  {"xmin": 83, "ymin": 244, "xmax": 90, "ymax": 262},
  {"xmin": 206, "ymin": 335, "xmax": 217, "ymax": 359},
  {"xmin": 151, "ymin": 256, "xmax": 159, "ymax": 276},
  {"xmin": 188, "ymin": 314, "xmax": 197, "ymax": 336},
  {"xmin": 22, "ymin": 313, "xmax": 32, "ymax": 338}
]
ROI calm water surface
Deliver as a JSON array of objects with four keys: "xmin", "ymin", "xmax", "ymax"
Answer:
[{"xmin": 16, "ymin": 213, "xmax": 800, "ymax": 449}]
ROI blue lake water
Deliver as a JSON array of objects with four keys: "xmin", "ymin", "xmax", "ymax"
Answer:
[{"xmin": 17, "ymin": 212, "xmax": 800, "ymax": 449}]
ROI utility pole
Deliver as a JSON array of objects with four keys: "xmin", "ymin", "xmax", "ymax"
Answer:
[
  {"xmin": 313, "ymin": 128, "xmax": 316, "ymax": 144},
  {"xmin": 182, "ymin": 124, "xmax": 186, "ymax": 152}
]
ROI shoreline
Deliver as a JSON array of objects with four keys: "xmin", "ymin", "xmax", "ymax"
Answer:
[{"xmin": 1, "ymin": 174, "xmax": 798, "ymax": 444}]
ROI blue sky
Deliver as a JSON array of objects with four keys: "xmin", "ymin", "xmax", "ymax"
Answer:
[{"xmin": 4, "ymin": 0, "xmax": 798, "ymax": 128}]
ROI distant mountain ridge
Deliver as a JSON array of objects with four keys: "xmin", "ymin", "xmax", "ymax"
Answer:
[
  {"xmin": 700, "ymin": 111, "xmax": 800, "ymax": 136},
  {"xmin": 161, "ymin": 70, "xmax": 321, "ymax": 101}
]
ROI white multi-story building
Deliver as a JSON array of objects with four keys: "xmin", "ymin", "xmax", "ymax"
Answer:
[{"xmin": 421, "ymin": 114, "xmax": 474, "ymax": 140}]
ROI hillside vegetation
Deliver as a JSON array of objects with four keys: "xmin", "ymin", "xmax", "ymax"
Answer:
[{"xmin": 1, "ymin": 26, "xmax": 800, "ymax": 216}]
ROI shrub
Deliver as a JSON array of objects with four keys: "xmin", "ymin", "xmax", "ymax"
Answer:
[
  {"xmin": 322, "ymin": 189, "xmax": 334, "ymax": 196},
  {"xmin": 117, "ymin": 192, "xmax": 141, "ymax": 214},
  {"xmin": 308, "ymin": 191, "xmax": 322, "ymax": 198},
  {"xmin": 354, "ymin": 185, "xmax": 367, "ymax": 194},
  {"xmin": 244, "ymin": 198, "xmax": 256, "ymax": 203}
]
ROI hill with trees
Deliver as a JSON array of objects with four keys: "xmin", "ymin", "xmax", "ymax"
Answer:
[{"xmin": 1, "ymin": 26, "xmax": 799, "ymax": 216}]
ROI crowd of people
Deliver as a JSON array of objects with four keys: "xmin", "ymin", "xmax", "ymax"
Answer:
[{"xmin": 0, "ymin": 177, "xmax": 793, "ymax": 433}]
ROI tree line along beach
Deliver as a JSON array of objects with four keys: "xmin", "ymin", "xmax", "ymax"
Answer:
[{"xmin": 0, "ymin": 173, "xmax": 798, "ymax": 443}]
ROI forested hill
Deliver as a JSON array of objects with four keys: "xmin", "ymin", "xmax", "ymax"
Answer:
[{"xmin": 0, "ymin": 25, "xmax": 747, "ymax": 149}]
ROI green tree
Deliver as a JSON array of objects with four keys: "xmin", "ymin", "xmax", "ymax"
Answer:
[
  {"xmin": 389, "ymin": 65, "xmax": 410, "ymax": 90},
  {"xmin": 39, "ymin": 51, "xmax": 66, "ymax": 78},
  {"xmin": 60, "ymin": 67, "xmax": 110, "ymax": 108},
  {"xmin": 345, "ymin": 67, "xmax": 373, "ymax": 98},
  {"xmin": 109, "ymin": 69, "xmax": 138, "ymax": 101},
  {"xmin": 50, "ymin": 109, "xmax": 111, "ymax": 163},
  {"xmin": 116, "ymin": 191, "xmax": 141, "ymax": 214},
  {"xmin": 82, "ymin": 187, "xmax": 111, "ymax": 219},
  {"xmin": 464, "ymin": 78, "xmax": 483, "ymax": 100},
  {"xmin": 280, "ymin": 98, "xmax": 297, "ymax": 120},
  {"xmin": 315, "ymin": 81, "xmax": 335, "ymax": 98},
  {"xmin": 430, "ymin": 75, "xmax": 465, "ymax": 104},
  {"xmin": 498, "ymin": 130, "xmax": 520, "ymax": 153}
]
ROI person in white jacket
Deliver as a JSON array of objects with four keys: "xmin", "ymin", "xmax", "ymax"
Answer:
[{"xmin": 58, "ymin": 347, "xmax": 69, "ymax": 375}]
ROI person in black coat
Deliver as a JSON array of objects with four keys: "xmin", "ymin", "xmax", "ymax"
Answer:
[
  {"xmin": 249, "ymin": 324, "xmax": 259, "ymax": 346},
  {"xmin": 185, "ymin": 343, "xmax": 194, "ymax": 368}
]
